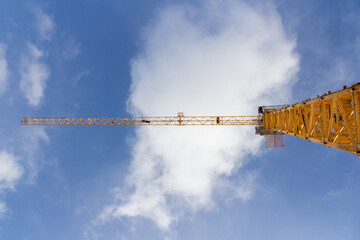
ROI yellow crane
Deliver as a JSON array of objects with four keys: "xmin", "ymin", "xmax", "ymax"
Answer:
[{"xmin": 22, "ymin": 83, "xmax": 360, "ymax": 156}]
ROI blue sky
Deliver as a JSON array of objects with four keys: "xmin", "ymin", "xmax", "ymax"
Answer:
[{"xmin": 1, "ymin": 0, "xmax": 360, "ymax": 239}]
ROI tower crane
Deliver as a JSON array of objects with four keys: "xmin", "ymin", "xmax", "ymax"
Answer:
[{"xmin": 22, "ymin": 83, "xmax": 360, "ymax": 156}]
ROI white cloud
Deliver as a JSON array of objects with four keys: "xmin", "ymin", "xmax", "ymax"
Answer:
[
  {"xmin": 327, "ymin": 189, "xmax": 346, "ymax": 197},
  {"xmin": 63, "ymin": 38, "xmax": 80, "ymax": 60},
  {"xmin": 0, "ymin": 201, "xmax": 6, "ymax": 218},
  {"xmin": 32, "ymin": 6, "xmax": 55, "ymax": 41},
  {"xmin": 17, "ymin": 127, "xmax": 49, "ymax": 183},
  {"xmin": 0, "ymin": 128, "xmax": 49, "ymax": 219},
  {"xmin": 0, "ymin": 43, "xmax": 8, "ymax": 96},
  {"xmin": 0, "ymin": 151, "xmax": 24, "ymax": 191},
  {"xmin": 84, "ymin": 226, "xmax": 101, "ymax": 240},
  {"xmin": 101, "ymin": 0, "xmax": 299, "ymax": 229},
  {"xmin": 72, "ymin": 69, "xmax": 90, "ymax": 86},
  {"xmin": 19, "ymin": 43, "xmax": 50, "ymax": 106}
]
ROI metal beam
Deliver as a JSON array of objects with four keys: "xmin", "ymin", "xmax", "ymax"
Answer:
[
  {"xmin": 264, "ymin": 83, "xmax": 360, "ymax": 156},
  {"xmin": 22, "ymin": 115, "xmax": 262, "ymax": 126}
]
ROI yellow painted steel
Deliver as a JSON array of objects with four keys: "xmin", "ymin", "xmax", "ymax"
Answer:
[
  {"xmin": 22, "ymin": 115, "xmax": 262, "ymax": 126},
  {"xmin": 22, "ymin": 82, "xmax": 360, "ymax": 156},
  {"xmin": 264, "ymin": 83, "xmax": 360, "ymax": 156},
  {"xmin": 265, "ymin": 134, "xmax": 284, "ymax": 148}
]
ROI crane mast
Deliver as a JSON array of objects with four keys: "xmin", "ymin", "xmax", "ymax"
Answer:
[
  {"xmin": 22, "ymin": 83, "xmax": 360, "ymax": 156},
  {"xmin": 262, "ymin": 83, "xmax": 360, "ymax": 156}
]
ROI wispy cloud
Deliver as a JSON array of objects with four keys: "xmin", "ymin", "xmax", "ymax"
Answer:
[
  {"xmin": 63, "ymin": 38, "xmax": 80, "ymax": 60},
  {"xmin": 0, "ymin": 201, "xmax": 6, "ymax": 219},
  {"xmin": 0, "ymin": 128, "xmax": 48, "ymax": 192},
  {"xmin": 327, "ymin": 189, "xmax": 346, "ymax": 197},
  {"xmin": 100, "ymin": 0, "xmax": 299, "ymax": 230},
  {"xmin": 72, "ymin": 69, "xmax": 90, "ymax": 86},
  {"xmin": 0, "ymin": 43, "xmax": 8, "ymax": 96},
  {"xmin": 17, "ymin": 127, "xmax": 49, "ymax": 183},
  {"xmin": 316, "ymin": 188, "xmax": 347, "ymax": 201},
  {"xmin": 0, "ymin": 151, "xmax": 24, "ymax": 191},
  {"xmin": 84, "ymin": 226, "xmax": 101, "ymax": 240},
  {"xmin": 32, "ymin": 6, "xmax": 55, "ymax": 41},
  {"xmin": 0, "ymin": 150, "xmax": 23, "ymax": 218},
  {"xmin": 19, "ymin": 43, "xmax": 50, "ymax": 106},
  {"xmin": 0, "ymin": 126, "xmax": 49, "ymax": 219}
]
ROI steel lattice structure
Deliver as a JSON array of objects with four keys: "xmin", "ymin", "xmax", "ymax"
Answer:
[
  {"xmin": 22, "ymin": 83, "xmax": 360, "ymax": 156},
  {"xmin": 264, "ymin": 83, "xmax": 360, "ymax": 156},
  {"xmin": 22, "ymin": 115, "xmax": 262, "ymax": 126}
]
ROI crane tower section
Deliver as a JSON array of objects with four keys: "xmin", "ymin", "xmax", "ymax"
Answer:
[{"xmin": 261, "ymin": 83, "xmax": 360, "ymax": 156}]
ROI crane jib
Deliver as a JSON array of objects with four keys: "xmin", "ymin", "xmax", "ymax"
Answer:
[{"xmin": 21, "ymin": 116, "xmax": 263, "ymax": 126}]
